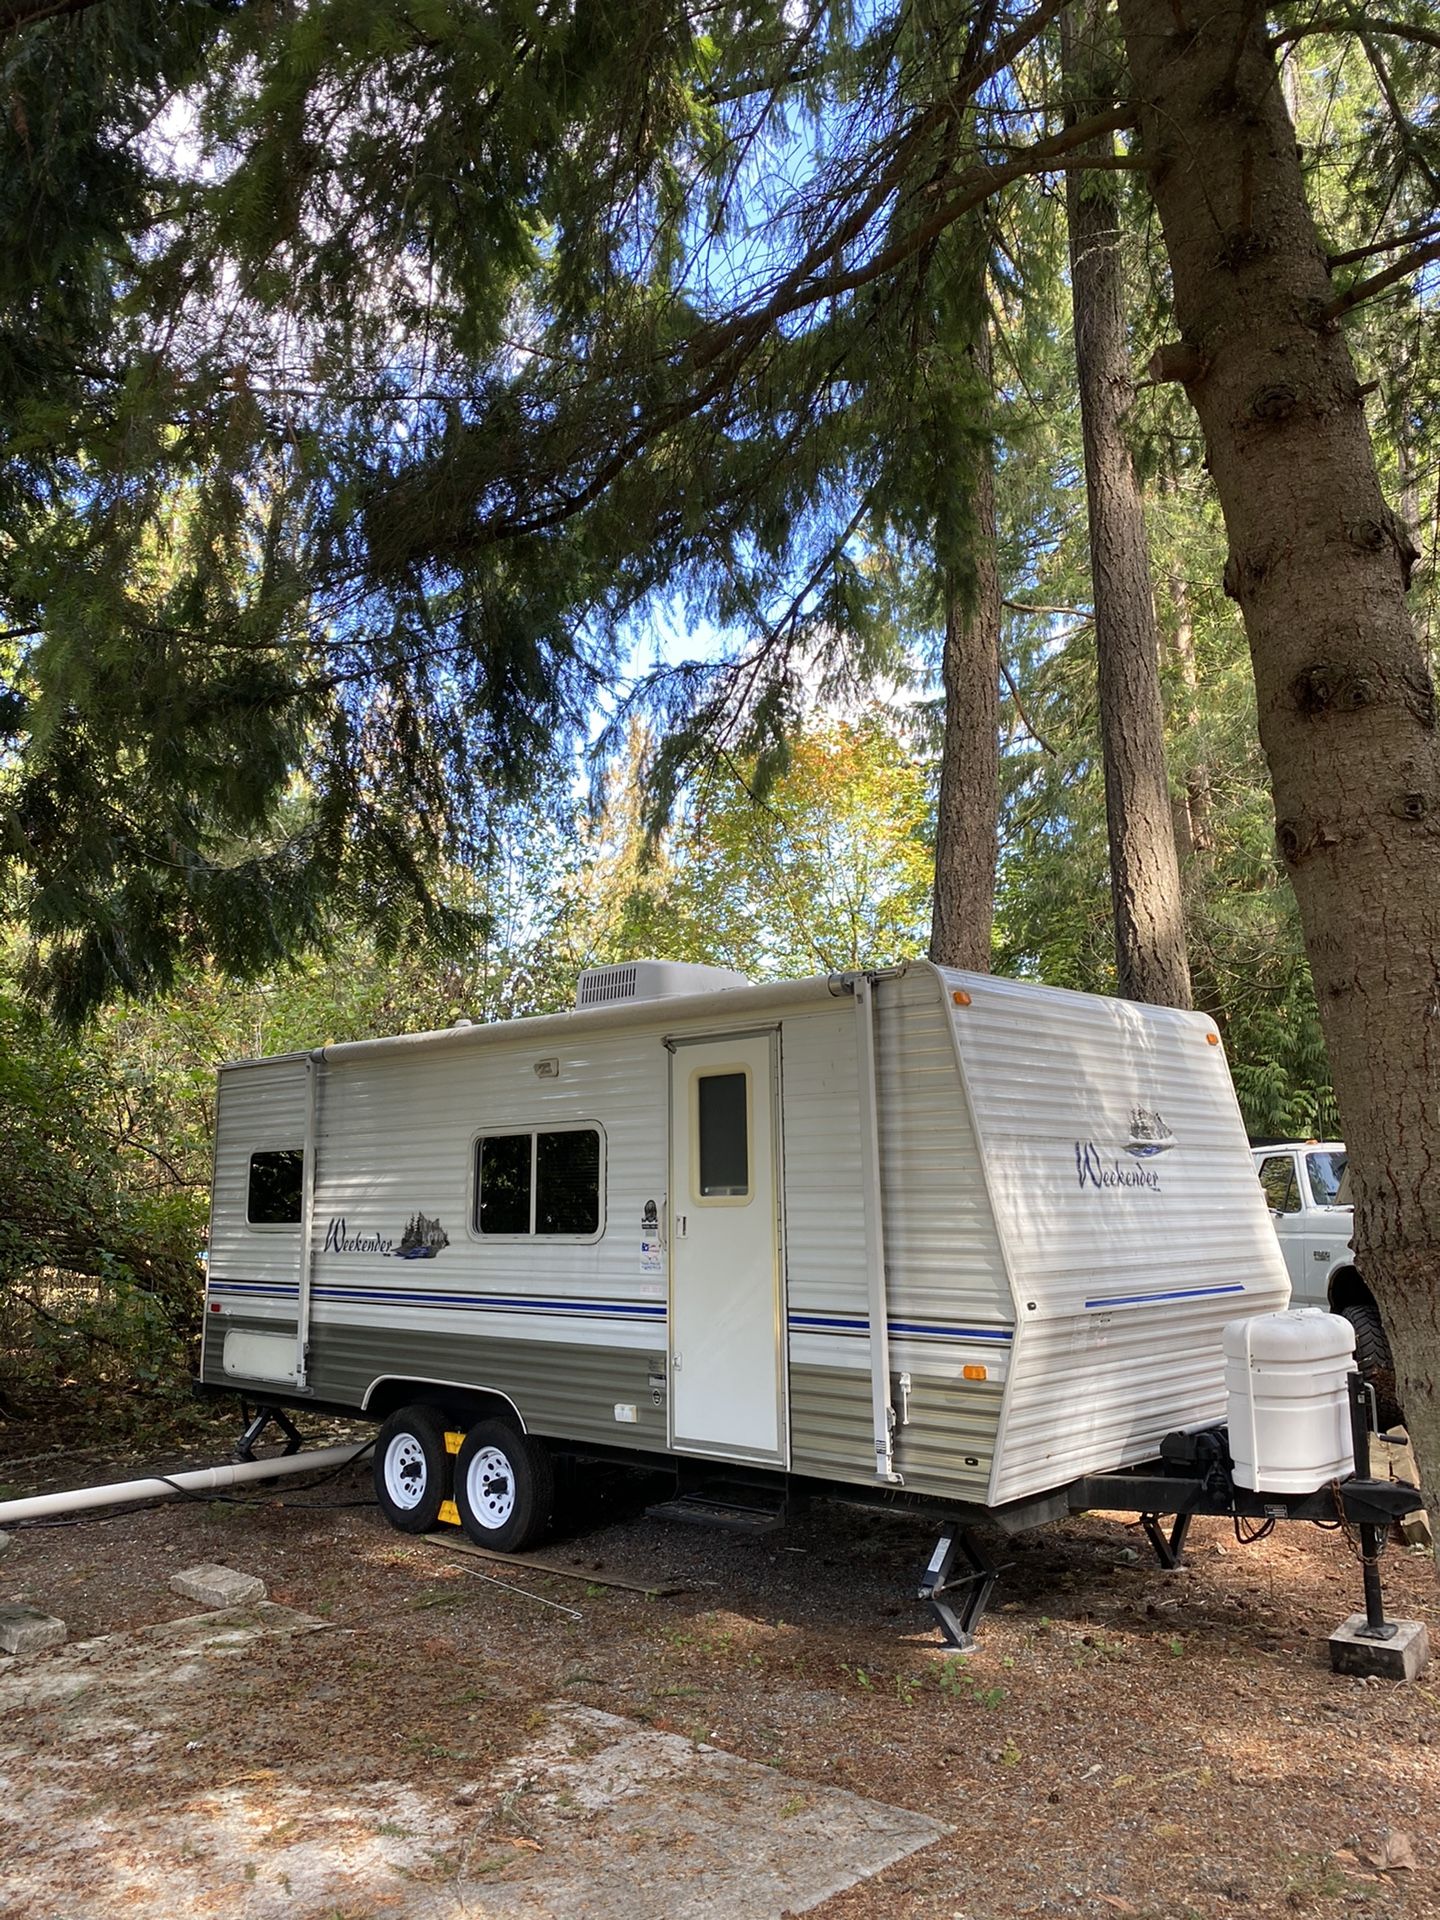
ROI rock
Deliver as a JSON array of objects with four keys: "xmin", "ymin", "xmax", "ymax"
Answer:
[
  {"xmin": 0, "ymin": 1604, "xmax": 67, "ymax": 1657},
  {"xmin": 169, "ymin": 1563, "xmax": 267, "ymax": 1609}
]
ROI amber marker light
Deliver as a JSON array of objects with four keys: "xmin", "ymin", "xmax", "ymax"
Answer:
[
  {"xmin": 1205, "ymin": 1032, "xmax": 1220, "ymax": 1046},
  {"xmin": 962, "ymin": 1364, "xmax": 988, "ymax": 1381},
  {"xmin": 952, "ymin": 989, "xmax": 972, "ymax": 1006}
]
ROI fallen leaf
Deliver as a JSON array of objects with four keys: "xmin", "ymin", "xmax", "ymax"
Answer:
[
  {"xmin": 1355, "ymin": 1829, "xmax": 1417, "ymax": 1873},
  {"xmin": 509, "ymin": 1837, "xmax": 543, "ymax": 1852},
  {"xmin": 1097, "ymin": 1896, "xmax": 1138, "ymax": 1913}
]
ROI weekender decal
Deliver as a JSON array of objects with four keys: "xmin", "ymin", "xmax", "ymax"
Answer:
[
  {"xmin": 1074, "ymin": 1110, "xmax": 1173, "ymax": 1194},
  {"xmin": 323, "ymin": 1211, "xmax": 450, "ymax": 1259}
]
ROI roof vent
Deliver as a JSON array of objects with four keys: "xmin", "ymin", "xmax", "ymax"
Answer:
[{"xmin": 575, "ymin": 960, "xmax": 751, "ymax": 1010}]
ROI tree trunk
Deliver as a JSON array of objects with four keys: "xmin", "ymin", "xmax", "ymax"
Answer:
[
  {"xmin": 929, "ymin": 332, "xmax": 1000, "ymax": 973},
  {"xmin": 1063, "ymin": 0, "xmax": 1192, "ymax": 1009},
  {"xmin": 1164, "ymin": 496, "xmax": 1214, "ymax": 860},
  {"xmin": 1117, "ymin": 0, "xmax": 1440, "ymax": 1521}
]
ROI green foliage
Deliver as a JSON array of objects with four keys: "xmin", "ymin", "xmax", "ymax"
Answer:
[
  {"xmin": 570, "ymin": 714, "xmax": 935, "ymax": 978},
  {"xmin": 0, "ymin": 978, "xmax": 208, "ymax": 1427}
]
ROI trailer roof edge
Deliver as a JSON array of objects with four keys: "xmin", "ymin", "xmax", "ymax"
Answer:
[{"xmin": 219, "ymin": 966, "xmax": 902, "ymax": 1073}]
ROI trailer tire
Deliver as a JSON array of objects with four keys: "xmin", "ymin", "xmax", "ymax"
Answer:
[
  {"xmin": 1340, "ymin": 1303, "xmax": 1403, "ymax": 1431},
  {"xmin": 453, "ymin": 1418, "xmax": 554, "ymax": 1554},
  {"xmin": 373, "ymin": 1405, "xmax": 450, "ymax": 1533}
]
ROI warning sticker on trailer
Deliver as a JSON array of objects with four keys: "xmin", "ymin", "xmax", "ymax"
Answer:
[{"xmin": 640, "ymin": 1198, "xmax": 665, "ymax": 1278}]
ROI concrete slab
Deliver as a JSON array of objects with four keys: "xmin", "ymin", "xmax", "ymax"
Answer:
[
  {"xmin": 462, "ymin": 1703, "xmax": 947, "ymax": 1918},
  {"xmin": 0, "ymin": 1604, "xmax": 66, "ymax": 1657},
  {"xmin": 1329, "ymin": 1614, "xmax": 1430, "ymax": 1681},
  {"xmin": 0, "ymin": 1638, "xmax": 944, "ymax": 1920},
  {"xmin": 169, "ymin": 1562, "xmax": 266, "ymax": 1608}
]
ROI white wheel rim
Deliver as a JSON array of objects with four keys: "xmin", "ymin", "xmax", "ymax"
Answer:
[
  {"xmin": 383, "ymin": 1432, "xmax": 429, "ymax": 1511},
  {"xmin": 465, "ymin": 1445, "xmax": 516, "ymax": 1530}
]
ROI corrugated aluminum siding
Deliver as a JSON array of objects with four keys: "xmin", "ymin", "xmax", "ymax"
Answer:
[
  {"xmin": 204, "ymin": 1026, "xmax": 676, "ymax": 1427},
  {"xmin": 781, "ymin": 985, "xmax": 1009, "ymax": 1498},
  {"xmin": 935, "ymin": 966, "xmax": 1290, "ymax": 1504},
  {"xmin": 307, "ymin": 1030, "xmax": 667, "ymax": 1318},
  {"xmin": 879, "ymin": 970, "xmax": 1013, "ymax": 1332},
  {"xmin": 202, "ymin": 1060, "xmax": 310, "ymax": 1378}
]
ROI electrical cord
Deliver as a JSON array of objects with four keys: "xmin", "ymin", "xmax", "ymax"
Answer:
[{"xmin": 1232, "ymin": 1514, "xmax": 1276, "ymax": 1545}]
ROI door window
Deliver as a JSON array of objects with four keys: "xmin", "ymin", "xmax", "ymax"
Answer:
[
  {"xmin": 695, "ymin": 1070, "xmax": 750, "ymax": 1200},
  {"xmin": 1257, "ymin": 1154, "xmax": 1300, "ymax": 1213}
]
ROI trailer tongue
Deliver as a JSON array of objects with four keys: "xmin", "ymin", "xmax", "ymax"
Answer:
[{"xmin": 920, "ymin": 1367, "xmax": 1425, "ymax": 1669}]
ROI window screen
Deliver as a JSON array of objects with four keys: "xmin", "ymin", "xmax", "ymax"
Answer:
[
  {"xmin": 536, "ymin": 1128, "xmax": 600, "ymax": 1234},
  {"xmin": 1257, "ymin": 1155, "xmax": 1299, "ymax": 1214},
  {"xmin": 478, "ymin": 1133, "xmax": 532, "ymax": 1235},
  {"xmin": 697, "ymin": 1071, "xmax": 749, "ymax": 1197},
  {"xmin": 247, "ymin": 1150, "xmax": 304, "ymax": 1226},
  {"xmin": 476, "ymin": 1128, "xmax": 602, "ymax": 1236}
]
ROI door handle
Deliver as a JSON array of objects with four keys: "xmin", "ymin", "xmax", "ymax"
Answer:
[{"xmin": 676, "ymin": 1214, "xmax": 687, "ymax": 1238}]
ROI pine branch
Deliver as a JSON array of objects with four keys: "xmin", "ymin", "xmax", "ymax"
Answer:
[
  {"xmin": 0, "ymin": 0, "xmax": 111, "ymax": 35},
  {"xmin": 1324, "ymin": 237, "xmax": 1440, "ymax": 318},
  {"xmin": 1000, "ymin": 658, "xmax": 1060, "ymax": 758},
  {"xmin": 1329, "ymin": 217, "xmax": 1440, "ymax": 268},
  {"xmin": 1004, "ymin": 598, "xmax": 1092, "ymax": 617},
  {"xmin": 1270, "ymin": 14, "xmax": 1440, "ymax": 56}
]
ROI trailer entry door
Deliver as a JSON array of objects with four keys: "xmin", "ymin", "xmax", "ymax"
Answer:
[{"xmin": 668, "ymin": 1031, "xmax": 786, "ymax": 1463}]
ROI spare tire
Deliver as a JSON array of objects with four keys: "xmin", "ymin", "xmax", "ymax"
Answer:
[{"xmin": 1340, "ymin": 1302, "xmax": 1403, "ymax": 1432}]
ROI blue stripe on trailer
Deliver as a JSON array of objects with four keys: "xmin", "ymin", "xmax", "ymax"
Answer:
[
  {"xmin": 314, "ymin": 1286, "xmax": 666, "ymax": 1319},
  {"xmin": 1082, "ymin": 1283, "xmax": 1247, "ymax": 1309},
  {"xmin": 208, "ymin": 1279, "xmax": 665, "ymax": 1320},
  {"xmin": 787, "ymin": 1311, "xmax": 1012, "ymax": 1342}
]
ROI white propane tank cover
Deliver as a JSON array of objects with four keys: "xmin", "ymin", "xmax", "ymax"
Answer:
[{"xmin": 1223, "ymin": 1308, "xmax": 1356, "ymax": 1495}]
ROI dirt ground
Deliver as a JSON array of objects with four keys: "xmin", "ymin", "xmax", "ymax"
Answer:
[{"xmin": 1, "ymin": 1430, "xmax": 1437, "ymax": 1920}]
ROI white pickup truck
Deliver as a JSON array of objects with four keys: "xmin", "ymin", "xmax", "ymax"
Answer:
[{"xmin": 1251, "ymin": 1139, "xmax": 1400, "ymax": 1423}]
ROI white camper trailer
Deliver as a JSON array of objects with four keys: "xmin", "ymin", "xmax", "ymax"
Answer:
[{"xmin": 201, "ymin": 960, "xmax": 1293, "ymax": 1565}]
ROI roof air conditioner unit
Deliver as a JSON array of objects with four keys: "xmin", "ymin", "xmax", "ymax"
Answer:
[{"xmin": 575, "ymin": 960, "xmax": 751, "ymax": 1009}]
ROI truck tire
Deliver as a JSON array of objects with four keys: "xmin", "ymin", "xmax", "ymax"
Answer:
[
  {"xmin": 373, "ymin": 1404, "xmax": 450, "ymax": 1533},
  {"xmin": 453, "ymin": 1418, "xmax": 554, "ymax": 1554},
  {"xmin": 1340, "ymin": 1303, "xmax": 1403, "ymax": 1431}
]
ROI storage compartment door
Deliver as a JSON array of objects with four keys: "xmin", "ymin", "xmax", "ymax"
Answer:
[{"xmin": 668, "ymin": 1033, "xmax": 786, "ymax": 1462}]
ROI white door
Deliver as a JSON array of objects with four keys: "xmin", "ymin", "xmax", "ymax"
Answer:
[{"xmin": 668, "ymin": 1032, "xmax": 785, "ymax": 1462}]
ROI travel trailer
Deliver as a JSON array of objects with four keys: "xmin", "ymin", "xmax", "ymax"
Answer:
[{"xmin": 201, "ymin": 960, "xmax": 1297, "ymax": 1564}]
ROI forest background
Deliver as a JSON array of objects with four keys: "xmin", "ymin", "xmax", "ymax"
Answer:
[{"xmin": 0, "ymin": 0, "xmax": 1436, "ymax": 1451}]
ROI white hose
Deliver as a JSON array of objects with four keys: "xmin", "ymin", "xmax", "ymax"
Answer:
[{"xmin": 0, "ymin": 1443, "xmax": 366, "ymax": 1525}]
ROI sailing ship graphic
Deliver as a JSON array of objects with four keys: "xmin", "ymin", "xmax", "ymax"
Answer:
[
  {"xmin": 395, "ymin": 1211, "xmax": 450, "ymax": 1259},
  {"xmin": 1125, "ymin": 1108, "xmax": 1176, "ymax": 1158}
]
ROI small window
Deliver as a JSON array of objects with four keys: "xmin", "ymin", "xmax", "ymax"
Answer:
[
  {"xmin": 248, "ymin": 1149, "xmax": 304, "ymax": 1226},
  {"xmin": 1257, "ymin": 1155, "xmax": 1299, "ymax": 1214},
  {"xmin": 475, "ymin": 1127, "xmax": 602, "ymax": 1237},
  {"xmin": 696, "ymin": 1070, "xmax": 749, "ymax": 1198},
  {"xmin": 1306, "ymin": 1150, "xmax": 1348, "ymax": 1208}
]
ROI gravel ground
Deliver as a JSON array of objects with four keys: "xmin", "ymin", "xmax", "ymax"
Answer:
[{"xmin": 1, "ymin": 1435, "xmax": 1437, "ymax": 1920}]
